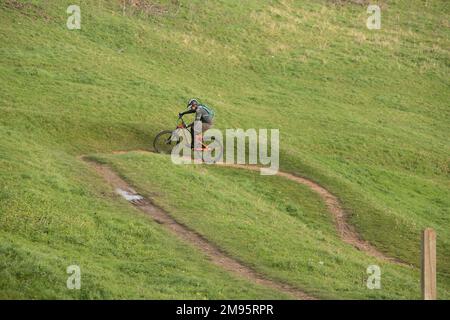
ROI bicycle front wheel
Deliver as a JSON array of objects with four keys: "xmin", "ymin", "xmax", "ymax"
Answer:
[{"xmin": 153, "ymin": 130, "xmax": 178, "ymax": 154}]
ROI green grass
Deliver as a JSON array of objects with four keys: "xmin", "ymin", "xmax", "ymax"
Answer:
[
  {"xmin": 0, "ymin": 140, "xmax": 289, "ymax": 299},
  {"xmin": 93, "ymin": 151, "xmax": 433, "ymax": 299},
  {"xmin": 0, "ymin": 0, "xmax": 449, "ymax": 299}
]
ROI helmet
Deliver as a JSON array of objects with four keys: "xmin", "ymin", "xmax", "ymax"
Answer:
[{"xmin": 187, "ymin": 98, "xmax": 199, "ymax": 109}]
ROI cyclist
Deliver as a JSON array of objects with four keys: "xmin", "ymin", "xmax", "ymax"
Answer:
[{"xmin": 178, "ymin": 99, "xmax": 215, "ymax": 149}]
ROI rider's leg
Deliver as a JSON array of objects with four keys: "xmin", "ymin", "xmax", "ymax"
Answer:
[
  {"xmin": 200, "ymin": 122, "xmax": 213, "ymax": 147},
  {"xmin": 202, "ymin": 122, "xmax": 212, "ymax": 132},
  {"xmin": 192, "ymin": 120, "xmax": 203, "ymax": 150},
  {"xmin": 192, "ymin": 121, "xmax": 213, "ymax": 150}
]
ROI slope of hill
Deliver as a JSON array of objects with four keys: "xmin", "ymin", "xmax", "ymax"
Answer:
[{"xmin": 0, "ymin": 0, "xmax": 448, "ymax": 299}]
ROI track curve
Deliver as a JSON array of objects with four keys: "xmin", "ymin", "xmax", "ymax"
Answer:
[
  {"xmin": 81, "ymin": 149, "xmax": 407, "ymax": 299},
  {"xmin": 82, "ymin": 156, "xmax": 315, "ymax": 300}
]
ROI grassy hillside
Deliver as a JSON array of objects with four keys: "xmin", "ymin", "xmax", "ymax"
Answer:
[
  {"xmin": 0, "ymin": 0, "xmax": 449, "ymax": 299},
  {"xmin": 90, "ymin": 151, "xmax": 426, "ymax": 299}
]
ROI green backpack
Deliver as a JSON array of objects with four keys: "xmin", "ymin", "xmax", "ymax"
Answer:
[{"xmin": 201, "ymin": 104, "xmax": 215, "ymax": 119}]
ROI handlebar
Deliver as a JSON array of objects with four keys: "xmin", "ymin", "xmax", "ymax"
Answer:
[{"xmin": 177, "ymin": 115, "xmax": 187, "ymax": 128}]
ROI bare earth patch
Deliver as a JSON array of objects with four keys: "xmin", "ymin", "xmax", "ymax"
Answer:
[
  {"xmin": 2, "ymin": 0, "xmax": 51, "ymax": 21},
  {"xmin": 119, "ymin": 0, "xmax": 181, "ymax": 17}
]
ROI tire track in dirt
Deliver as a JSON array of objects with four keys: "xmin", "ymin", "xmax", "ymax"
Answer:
[{"xmin": 82, "ymin": 156, "xmax": 315, "ymax": 300}]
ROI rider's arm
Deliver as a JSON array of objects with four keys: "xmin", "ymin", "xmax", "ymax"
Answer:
[
  {"xmin": 180, "ymin": 107, "xmax": 204, "ymax": 128},
  {"xmin": 179, "ymin": 109, "xmax": 196, "ymax": 117}
]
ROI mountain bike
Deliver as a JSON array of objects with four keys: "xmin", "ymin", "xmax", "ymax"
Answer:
[{"xmin": 153, "ymin": 115, "xmax": 223, "ymax": 161}]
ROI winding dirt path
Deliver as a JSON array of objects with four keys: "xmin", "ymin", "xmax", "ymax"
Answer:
[
  {"xmin": 81, "ymin": 150, "xmax": 406, "ymax": 299},
  {"xmin": 214, "ymin": 163, "xmax": 405, "ymax": 265},
  {"xmin": 110, "ymin": 150, "xmax": 405, "ymax": 265},
  {"xmin": 82, "ymin": 156, "xmax": 314, "ymax": 300}
]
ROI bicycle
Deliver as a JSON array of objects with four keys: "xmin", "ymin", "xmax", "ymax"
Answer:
[{"xmin": 153, "ymin": 115, "xmax": 223, "ymax": 162}]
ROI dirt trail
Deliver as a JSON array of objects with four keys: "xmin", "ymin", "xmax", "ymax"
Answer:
[
  {"xmin": 110, "ymin": 150, "xmax": 405, "ymax": 265},
  {"xmin": 81, "ymin": 150, "xmax": 407, "ymax": 299},
  {"xmin": 214, "ymin": 163, "xmax": 406, "ymax": 265},
  {"xmin": 83, "ymin": 157, "xmax": 315, "ymax": 300}
]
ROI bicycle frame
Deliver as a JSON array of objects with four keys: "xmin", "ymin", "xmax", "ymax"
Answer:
[{"xmin": 175, "ymin": 116, "xmax": 212, "ymax": 151}]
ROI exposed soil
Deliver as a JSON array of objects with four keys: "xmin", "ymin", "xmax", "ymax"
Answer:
[
  {"xmin": 2, "ymin": 0, "xmax": 52, "ymax": 21},
  {"xmin": 119, "ymin": 0, "xmax": 181, "ymax": 17}
]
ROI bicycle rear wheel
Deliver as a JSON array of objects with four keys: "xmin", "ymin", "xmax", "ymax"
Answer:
[{"xmin": 153, "ymin": 130, "xmax": 178, "ymax": 154}]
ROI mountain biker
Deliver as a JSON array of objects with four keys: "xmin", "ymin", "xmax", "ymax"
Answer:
[{"xmin": 178, "ymin": 99, "xmax": 215, "ymax": 149}]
